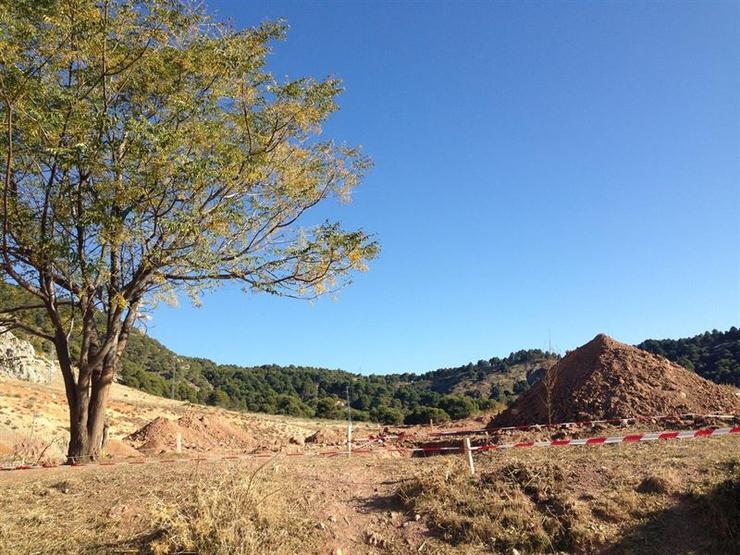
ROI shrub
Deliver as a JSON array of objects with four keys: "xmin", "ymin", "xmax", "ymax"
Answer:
[
  {"xmin": 372, "ymin": 405, "xmax": 405, "ymax": 425},
  {"xmin": 439, "ymin": 395, "xmax": 477, "ymax": 420},
  {"xmin": 404, "ymin": 406, "xmax": 450, "ymax": 425}
]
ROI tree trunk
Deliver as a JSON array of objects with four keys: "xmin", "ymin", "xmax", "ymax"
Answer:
[
  {"xmin": 87, "ymin": 365, "xmax": 114, "ymax": 460},
  {"xmin": 67, "ymin": 384, "xmax": 91, "ymax": 463},
  {"xmin": 57, "ymin": 301, "xmax": 138, "ymax": 464},
  {"xmin": 53, "ymin": 334, "xmax": 95, "ymax": 464}
]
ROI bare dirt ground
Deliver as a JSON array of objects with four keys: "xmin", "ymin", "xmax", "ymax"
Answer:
[
  {"xmin": 1, "ymin": 375, "xmax": 738, "ymax": 554},
  {"xmin": 0, "ymin": 375, "xmax": 381, "ymax": 465},
  {"xmin": 0, "ymin": 431, "xmax": 738, "ymax": 554}
]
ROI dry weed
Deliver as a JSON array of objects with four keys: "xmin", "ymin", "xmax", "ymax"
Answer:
[
  {"xmin": 398, "ymin": 459, "xmax": 595, "ymax": 553},
  {"xmin": 145, "ymin": 461, "xmax": 319, "ymax": 554},
  {"xmin": 689, "ymin": 457, "xmax": 740, "ymax": 550}
]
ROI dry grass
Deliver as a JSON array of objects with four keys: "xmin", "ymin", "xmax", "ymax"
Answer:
[
  {"xmin": 398, "ymin": 459, "xmax": 595, "ymax": 553},
  {"xmin": 0, "ymin": 430, "xmax": 737, "ymax": 554},
  {"xmin": 636, "ymin": 470, "xmax": 679, "ymax": 495},
  {"xmin": 0, "ymin": 460, "xmax": 325, "ymax": 555},
  {"xmin": 397, "ymin": 442, "xmax": 740, "ymax": 554},
  {"xmin": 145, "ymin": 459, "xmax": 319, "ymax": 554},
  {"xmin": 686, "ymin": 459, "xmax": 740, "ymax": 551}
]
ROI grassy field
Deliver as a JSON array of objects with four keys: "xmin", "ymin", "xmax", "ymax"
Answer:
[{"xmin": 0, "ymin": 433, "xmax": 737, "ymax": 554}]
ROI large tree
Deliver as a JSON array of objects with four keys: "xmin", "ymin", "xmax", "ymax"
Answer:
[{"xmin": 0, "ymin": 0, "xmax": 378, "ymax": 462}]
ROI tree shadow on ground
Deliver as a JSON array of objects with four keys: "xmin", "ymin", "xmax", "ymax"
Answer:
[
  {"xmin": 355, "ymin": 489, "xmax": 406, "ymax": 513},
  {"xmin": 93, "ymin": 529, "xmax": 164, "ymax": 554}
]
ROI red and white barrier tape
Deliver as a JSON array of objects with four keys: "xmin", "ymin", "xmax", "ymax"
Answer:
[
  {"xmin": 0, "ymin": 446, "xmax": 388, "ymax": 472},
  {"xmin": 411, "ymin": 426, "xmax": 740, "ymax": 454},
  {"xmin": 430, "ymin": 413, "xmax": 740, "ymax": 437},
  {"xmin": 2, "ymin": 425, "xmax": 737, "ymax": 473}
]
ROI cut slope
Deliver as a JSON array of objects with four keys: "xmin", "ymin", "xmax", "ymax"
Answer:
[{"xmin": 490, "ymin": 334, "xmax": 740, "ymax": 427}]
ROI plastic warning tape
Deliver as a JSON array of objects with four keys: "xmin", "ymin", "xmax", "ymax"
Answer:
[
  {"xmin": 429, "ymin": 413, "xmax": 740, "ymax": 437},
  {"xmin": 408, "ymin": 426, "xmax": 739, "ymax": 454},
  {"xmin": 2, "ymin": 426, "xmax": 737, "ymax": 473},
  {"xmin": 0, "ymin": 447, "xmax": 385, "ymax": 472}
]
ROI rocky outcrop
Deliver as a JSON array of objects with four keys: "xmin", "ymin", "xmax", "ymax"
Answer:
[{"xmin": 0, "ymin": 330, "xmax": 57, "ymax": 384}]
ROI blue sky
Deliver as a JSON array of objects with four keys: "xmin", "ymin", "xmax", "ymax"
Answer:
[{"xmin": 150, "ymin": 1, "xmax": 740, "ymax": 374}]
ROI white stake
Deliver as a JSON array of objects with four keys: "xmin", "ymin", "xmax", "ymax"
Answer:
[
  {"xmin": 463, "ymin": 438, "xmax": 475, "ymax": 475},
  {"xmin": 176, "ymin": 432, "xmax": 182, "ymax": 454}
]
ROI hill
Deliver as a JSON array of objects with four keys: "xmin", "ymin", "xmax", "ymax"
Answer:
[
  {"xmin": 638, "ymin": 327, "xmax": 740, "ymax": 386},
  {"xmin": 2, "ymin": 281, "xmax": 738, "ymax": 424},
  {"xmin": 0, "ymin": 279, "xmax": 556, "ymax": 423},
  {"xmin": 491, "ymin": 334, "xmax": 740, "ymax": 427}
]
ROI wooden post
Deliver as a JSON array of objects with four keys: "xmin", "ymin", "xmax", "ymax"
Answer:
[
  {"xmin": 176, "ymin": 432, "xmax": 182, "ymax": 454},
  {"xmin": 462, "ymin": 438, "xmax": 475, "ymax": 475}
]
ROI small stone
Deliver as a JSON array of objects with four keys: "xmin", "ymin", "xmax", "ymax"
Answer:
[
  {"xmin": 414, "ymin": 513, "xmax": 421, "ymax": 521},
  {"xmin": 315, "ymin": 522, "xmax": 326, "ymax": 530},
  {"xmin": 365, "ymin": 531, "xmax": 388, "ymax": 548},
  {"xmin": 328, "ymin": 515, "xmax": 337, "ymax": 523}
]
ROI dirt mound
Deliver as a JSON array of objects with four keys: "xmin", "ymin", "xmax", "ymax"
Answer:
[
  {"xmin": 126, "ymin": 416, "xmax": 183, "ymax": 452},
  {"xmin": 177, "ymin": 412, "xmax": 253, "ymax": 448},
  {"xmin": 126, "ymin": 412, "xmax": 254, "ymax": 453},
  {"xmin": 0, "ymin": 441, "xmax": 14, "ymax": 458},
  {"xmin": 305, "ymin": 428, "xmax": 345, "ymax": 445},
  {"xmin": 490, "ymin": 334, "xmax": 740, "ymax": 427},
  {"xmin": 103, "ymin": 439, "xmax": 142, "ymax": 458}
]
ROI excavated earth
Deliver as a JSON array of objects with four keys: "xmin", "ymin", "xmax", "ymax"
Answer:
[
  {"xmin": 125, "ymin": 412, "xmax": 257, "ymax": 453},
  {"xmin": 490, "ymin": 334, "xmax": 740, "ymax": 427}
]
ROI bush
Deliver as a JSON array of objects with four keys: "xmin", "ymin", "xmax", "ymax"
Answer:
[
  {"xmin": 404, "ymin": 406, "xmax": 450, "ymax": 425},
  {"xmin": 372, "ymin": 405, "xmax": 405, "ymax": 425},
  {"xmin": 314, "ymin": 396, "xmax": 343, "ymax": 419},
  {"xmin": 206, "ymin": 389, "xmax": 231, "ymax": 408},
  {"xmin": 275, "ymin": 394, "xmax": 313, "ymax": 418},
  {"xmin": 439, "ymin": 395, "xmax": 477, "ymax": 420},
  {"xmin": 513, "ymin": 379, "xmax": 530, "ymax": 395}
]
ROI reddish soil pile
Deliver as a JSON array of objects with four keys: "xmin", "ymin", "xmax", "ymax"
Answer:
[
  {"xmin": 305, "ymin": 428, "xmax": 345, "ymax": 446},
  {"xmin": 103, "ymin": 439, "xmax": 142, "ymax": 458},
  {"xmin": 490, "ymin": 334, "xmax": 740, "ymax": 427},
  {"xmin": 0, "ymin": 442, "xmax": 14, "ymax": 458},
  {"xmin": 126, "ymin": 412, "xmax": 254, "ymax": 453},
  {"xmin": 177, "ymin": 413, "xmax": 253, "ymax": 447}
]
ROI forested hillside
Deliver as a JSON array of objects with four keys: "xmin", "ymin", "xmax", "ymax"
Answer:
[
  {"xmin": 1, "ymin": 282, "xmax": 738, "ymax": 423},
  {"xmin": 0, "ymin": 278, "xmax": 556, "ymax": 423},
  {"xmin": 638, "ymin": 327, "xmax": 740, "ymax": 386},
  {"xmin": 120, "ymin": 341, "xmax": 558, "ymax": 425}
]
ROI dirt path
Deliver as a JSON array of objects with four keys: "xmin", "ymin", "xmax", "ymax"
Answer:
[{"xmin": 0, "ymin": 453, "xmax": 431, "ymax": 554}]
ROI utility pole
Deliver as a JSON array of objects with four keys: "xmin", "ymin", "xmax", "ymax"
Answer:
[
  {"xmin": 346, "ymin": 385, "xmax": 352, "ymax": 457},
  {"xmin": 171, "ymin": 361, "xmax": 177, "ymax": 400}
]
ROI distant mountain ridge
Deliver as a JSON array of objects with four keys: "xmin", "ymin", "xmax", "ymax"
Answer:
[{"xmin": 1, "ymin": 281, "xmax": 738, "ymax": 423}]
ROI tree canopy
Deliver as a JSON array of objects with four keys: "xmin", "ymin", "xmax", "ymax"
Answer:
[{"xmin": 0, "ymin": 0, "xmax": 377, "ymax": 461}]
